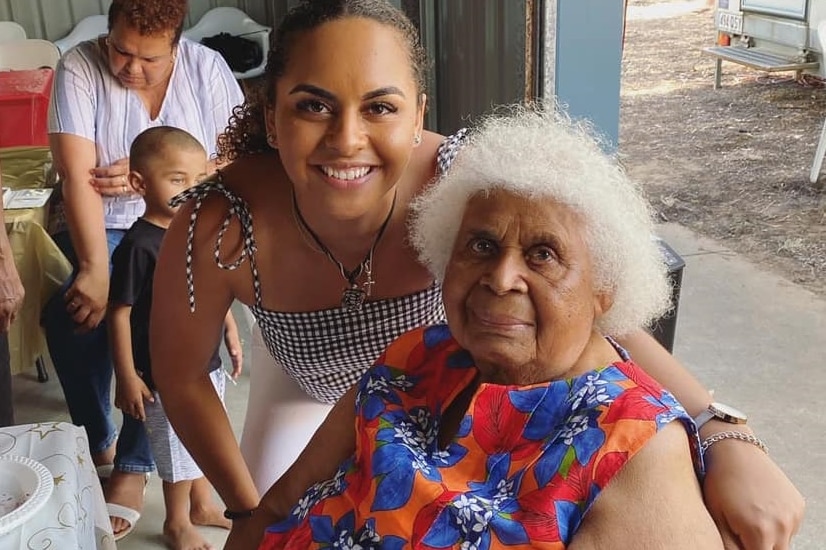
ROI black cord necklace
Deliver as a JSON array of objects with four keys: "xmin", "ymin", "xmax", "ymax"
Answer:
[{"xmin": 292, "ymin": 190, "xmax": 397, "ymax": 311}]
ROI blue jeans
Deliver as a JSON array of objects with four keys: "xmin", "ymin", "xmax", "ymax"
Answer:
[{"xmin": 42, "ymin": 230, "xmax": 155, "ymax": 474}]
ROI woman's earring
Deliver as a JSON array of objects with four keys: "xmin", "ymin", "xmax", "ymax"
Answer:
[
  {"xmin": 413, "ymin": 134, "xmax": 422, "ymax": 146},
  {"xmin": 267, "ymin": 134, "xmax": 278, "ymax": 149}
]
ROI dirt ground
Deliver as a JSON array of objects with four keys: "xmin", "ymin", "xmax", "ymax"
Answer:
[{"xmin": 620, "ymin": 0, "xmax": 826, "ymax": 297}]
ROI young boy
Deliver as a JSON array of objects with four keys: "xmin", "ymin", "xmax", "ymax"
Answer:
[{"xmin": 108, "ymin": 126, "xmax": 243, "ymax": 549}]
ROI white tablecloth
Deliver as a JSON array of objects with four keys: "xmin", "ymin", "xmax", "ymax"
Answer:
[{"xmin": 0, "ymin": 422, "xmax": 115, "ymax": 549}]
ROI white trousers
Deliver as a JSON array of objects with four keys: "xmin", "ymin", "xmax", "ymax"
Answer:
[{"xmin": 239, "ymin": 324, "xmax": 333, "ymax": 495}]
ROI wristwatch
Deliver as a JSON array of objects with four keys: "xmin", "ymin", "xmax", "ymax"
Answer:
[{"xmin": 693, "ymin": 402, "xmax": 748, "ymax": 430}]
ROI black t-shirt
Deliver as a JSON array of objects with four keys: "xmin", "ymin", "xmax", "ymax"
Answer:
[{"xmin": 109, "ymin": 218, "xmax": 221, "ymax": 390}]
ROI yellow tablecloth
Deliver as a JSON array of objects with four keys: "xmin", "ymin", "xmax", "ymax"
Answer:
[{"xmin": 0, "ymin": 146, "xmax": 72, "ymax": 375}]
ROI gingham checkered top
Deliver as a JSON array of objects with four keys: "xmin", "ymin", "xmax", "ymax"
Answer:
[
  {"xmin": 170, "ymin": 131, "xmax": 469, "ymax": 404},
  {"xmin": 251, "ymin": 285, "xmax": 445, "ymax": 403}
]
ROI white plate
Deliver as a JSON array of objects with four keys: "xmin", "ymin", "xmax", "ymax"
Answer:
[{"xmin": 0, "ymin": 455, "xmax": 54, "ymax": 535}]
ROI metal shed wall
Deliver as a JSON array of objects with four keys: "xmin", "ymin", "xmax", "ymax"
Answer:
[{"xmin": 0, "ymin": 0, "xmax": 297, "ymax": 42}]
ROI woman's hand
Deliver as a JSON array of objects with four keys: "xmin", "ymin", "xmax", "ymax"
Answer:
[
  {"xmin": 0, "ymin": 257, "xmax": 24, "ymax": 332},
  {"xmin": 90, "ymin": 157, "xmax": 134, "ymax": 197},
  {"xmin": 64, "ymin": 267, "xmax": 109, "ymax": 332},
  {"xmin": 703, "ymin": 438, "xmax": 804, "ymax": 549},
  {"xmin": 222, "ymin": 311, "xmax": 243, "ymax": 380},
  {"xmin": 224, "ymin": 330, "xmax": 244, "ymax": 380},
  {"xmin": 223, "ymin": 512, "xmax": 271, "ymax": 550}
]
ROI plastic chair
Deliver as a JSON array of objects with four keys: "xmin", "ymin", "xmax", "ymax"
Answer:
[
  {"xmin": 53, "ymin": 15, "xmax": 107, "ymax": 56},
  {"xmin": 0, "ymin": 21, "xmax": 26, "ymax": 43},
  {"xmin": 183, "ymin": 7, "xmax": 271, "ymax": 79},
  {"xmin": 0, "ymin": 39, "xmax": 60, "ymax": 70}
]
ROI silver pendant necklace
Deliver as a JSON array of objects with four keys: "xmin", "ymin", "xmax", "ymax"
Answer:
[{"xmin": 292, "ymin": 190, "xmax": 397, "ymax": 312}]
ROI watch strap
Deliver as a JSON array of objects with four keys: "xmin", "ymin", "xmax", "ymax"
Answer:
[
  {"xmin": 693, "ymin": 402, "xmax": 748, "ymax": 430},
  {"xmin": 693, "ymin": 408, "xmax": 714, "ymax": 430}
]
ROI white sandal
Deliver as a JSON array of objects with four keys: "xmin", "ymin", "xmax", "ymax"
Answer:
[
  {"xmin": 105, "ymin": 472, "xmax": 150, "ymax": 541},
  {"xmin": 107, "ymin": 502, "xmax": 141, "ymax": 541}
]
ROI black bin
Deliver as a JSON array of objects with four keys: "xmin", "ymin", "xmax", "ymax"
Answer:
[{"xmin": 649, "ymin": 238, "xmax": 685, "ymax": 353}]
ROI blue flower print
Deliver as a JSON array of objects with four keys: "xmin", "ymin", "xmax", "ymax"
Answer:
[
  {"xmin": 307, "ymin": 512, "xmax": 406, "ymax": 549},
  {"xmin": 554, "ymin": 500, "xmax": 582, "ymax": 543},
  {"xmin": 423, "ymin": 454, "xmax": 529, "ymax": 549},
  {"xmin": 445, "ymin": 347, "xmax": 475, "ymax": 370},
  {"xmin": 372, "ymin": 406, "xmax": 466, "ymax": 511},
  {"xmin": 510, "ymin": 383, "xmax": 571, "ymax": 441},
  {"xmin": 423, "ymin": 324, "xmax": 452, "ymax": 348},
  {"xmin": 533, "ymin": 411, "xmax": 606, "ymax": 487},
  {"xmin": 569, "ymin": 370, "xmax": 620, "ymax": 410},
  {"xmin": 354, "ymin": 518, "xmax": 406, "ymax": 550},
  {"xmin": 357, "ymin": 364, "xmax": 416, "ymax": 421},
  {"xmin": 292, "ymin": 466, "xmax": 350, "ymax": 522}
]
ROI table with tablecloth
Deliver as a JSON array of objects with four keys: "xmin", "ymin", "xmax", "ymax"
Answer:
[
  {"xmin": 0, "ymin": 421, "xmax": 115, "ymax": 548},
  {"xmin": 0, "ymin": 146, "xmax": 72, "ymax": 376}
]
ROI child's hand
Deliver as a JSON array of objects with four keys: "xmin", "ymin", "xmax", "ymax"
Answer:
[
  {"xmin": 224, "ymin": 325, "xmax": 244, "ymax": 380},
  {"xmin": 114, "ymin": 373, "xmax": 154, "ymax": 421}
]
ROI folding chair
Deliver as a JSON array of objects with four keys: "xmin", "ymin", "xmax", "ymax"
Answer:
[
  {"xmin": 0, "ymin": 39, "xmax": 60, "ymax": 70},
  {"xmin": 53, "ymin": 15, "xmax": 108, "ymax": 56},
  {"xmin": 183, "ymin": 7, "xmax": 271, "ymax": 80},
  {"xmin": 0, "ymin": 21, "xmax": 26, "ymax": 44}
]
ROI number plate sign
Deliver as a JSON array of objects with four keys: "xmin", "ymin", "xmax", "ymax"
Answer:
[{"xmin": 716, "ymin": 10, "xmax": 744, "ymax": 34}]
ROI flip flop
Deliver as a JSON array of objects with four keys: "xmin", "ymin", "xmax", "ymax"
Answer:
[{"xmin": 107, "ymin": 502, "xmax": 141, "ymax": 541}]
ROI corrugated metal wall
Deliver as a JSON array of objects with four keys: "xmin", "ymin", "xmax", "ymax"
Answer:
[
  {"xmin": 0, "ymin": 1, "xmax": 409, "ymax": 41},
  {"xmin": 424, "ymin": 0, "xmax": 530, "ymax": 134},
  {"xmin": 0, "ymin": 0, "xmax": 302, "ymax": 41}
]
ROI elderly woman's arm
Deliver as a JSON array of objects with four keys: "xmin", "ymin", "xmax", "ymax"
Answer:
[
  {"xmin": 224, "ymin": 386, "xmax": 358, "ymax": 550},
  {"xmin": 569, "ymin": 421, "xmax": 724, "ymax": 549},
  {"xmin": 49, "ymin": 133, "xmax": 110, "ymax": 331},
  {"xmin": 616, "ymin": 330, "xmax": 804, "ymax": 548},
  {"xmin": 0, "ymin": 170, "xmax": 24, "ymax": 332}
]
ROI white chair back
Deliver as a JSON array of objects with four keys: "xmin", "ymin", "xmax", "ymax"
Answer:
[
  {"xmin": 183, "ymin": 7, "xmax": 271, "ymax": 79},
  {"xmin": 53, "ymin": 15, "xmax": 108, "ymax": 56},
  {"xmin": 0, "ymin": 21, "xmax": 26, "ymax": 43},
  {"xmin": 0, "ymin": 39, "xmax": 61, "ymax": 70}
]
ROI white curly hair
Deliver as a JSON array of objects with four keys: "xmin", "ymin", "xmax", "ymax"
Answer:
[{"xmin": 409, "ymin": 104, "xmax": 672, "ymax": 336}]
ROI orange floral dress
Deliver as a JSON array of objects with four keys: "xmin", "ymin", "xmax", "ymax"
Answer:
[{"xmin": 260, "ymin": 325, "xmax": 699, "ymax": 550}]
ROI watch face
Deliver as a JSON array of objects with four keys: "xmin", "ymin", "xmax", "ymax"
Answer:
[{"xmin": 712, "ymin": 402, "xmax": 747, "ymax": 421}]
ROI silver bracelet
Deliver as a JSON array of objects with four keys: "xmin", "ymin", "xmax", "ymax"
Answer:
[{"xmin": 700, "ymin": 430, "xmax": 768, "ymax": 455}]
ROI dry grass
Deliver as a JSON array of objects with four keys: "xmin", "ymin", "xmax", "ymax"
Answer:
[{"xmin": 621, "ymin": 0, "xmax": 826, "ymax": 296}]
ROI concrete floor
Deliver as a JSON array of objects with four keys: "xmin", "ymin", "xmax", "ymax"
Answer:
[{"xmin": 10, "ymin": 222, "xmax": 825, "ymax": 549}]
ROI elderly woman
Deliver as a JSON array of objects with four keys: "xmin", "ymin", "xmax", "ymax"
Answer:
[
  {"xmin": 44, "ymin": 0, "xmax": 244, "ymax": 538},
  {"xmin": 227, "ymin": 106, "xmax": 725, "ymax": 549}
]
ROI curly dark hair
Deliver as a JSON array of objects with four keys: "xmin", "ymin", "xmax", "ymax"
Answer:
[
  {"xmin": 217, "ymin": 0, "xmax": 429, "ymax": 162},
  {"xmin": 108, "ymin": 0, "xmax": 187, "ymax": 44}
]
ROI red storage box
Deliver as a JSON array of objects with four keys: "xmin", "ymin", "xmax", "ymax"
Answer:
[{"xmin": 0, "ymin": 68, "xmax": 54, "ymax": 148}]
